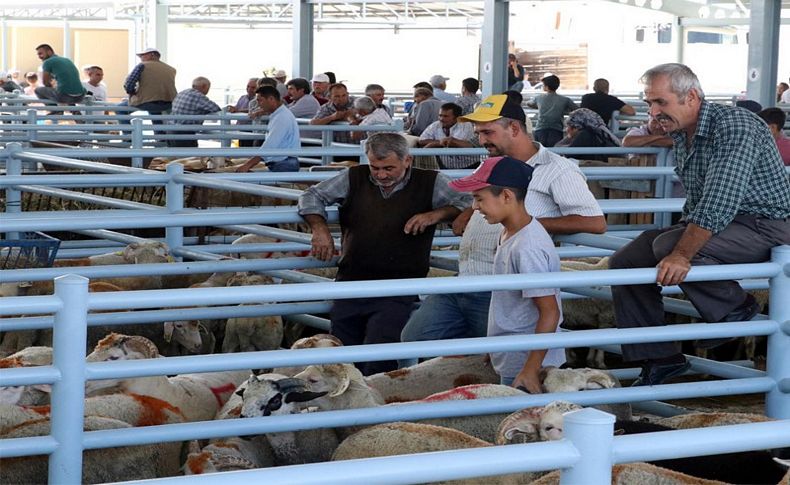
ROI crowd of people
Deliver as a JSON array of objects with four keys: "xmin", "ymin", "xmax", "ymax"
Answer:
[{"xmin": 4, "ymin": 46, "xmax": 789, "ymax": 389}]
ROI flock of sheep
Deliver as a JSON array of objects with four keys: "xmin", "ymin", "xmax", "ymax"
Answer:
[{"xmin": 0, "ymin": 238, "xmax": 784, "ymax": 484}]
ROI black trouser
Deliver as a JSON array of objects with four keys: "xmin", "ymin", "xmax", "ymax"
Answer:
[
  {"xmin": 611, "ymin": 215, "xmax": 790, "ymax": 362},
  {"xmin": 168, "ymin": 131, "xmax": 198, "ymax": 148},
  {"xmin": 533, "ymin": 128, "xmax": 564, "ymax": 147},
  {"xmin": 330, "ymin": 296, "xmax": 417, "ymax": 375}
]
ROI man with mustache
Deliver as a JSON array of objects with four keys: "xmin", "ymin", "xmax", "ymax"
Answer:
[
  {"xmin": 298, "ymin": 132, "xmax": 470, "ymax": 375},
  {"xmin": 611, "ymin": 63, "xmax": 790, "ymax": 386},
  {"xmin": 400, "ymin": 95, "xmax": 606, "ymax": 372}
]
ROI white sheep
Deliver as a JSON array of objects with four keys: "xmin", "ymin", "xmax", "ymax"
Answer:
[
  {"xmin": 540, "ymin": 366, "xmax": 632, "ymax": 420},
  {"xmin": 221, "ymin": 273, "xmax": 283, "ymax": 353},
  {"xmin": 331, "ymin": 422, "xmax": 538, "ymax": 484},
  {"xmin": 495, "ymin": 401, "xmax": 583, "ymax": 445},
  {"xmin": 365, "ymin": 355, "xmax": 500, "ymax": 403},
  {"xmin": 0, "ymin": 403, "xmax": 47, "ymax": 434},
  {"xmin": 0, "ymin": 416, "xmax": 181, "ymax": 483},
  {"xmin": 183, "ymin": 437, "xmax": 275, "ymax": 475},
  {"xmin": 529, "ymin": 463, "xmax": 730, "ymax": 485},
  {"xmin": 0, "ymin": 346, "xmax": 53, "ymax": 406},
  {"xmin": 656, "ymin": 412, "xmax": 773, "ymax": 429},
  {"xmin": 84, "ymin": 333, "xmax": 250, "ymax": 422}
]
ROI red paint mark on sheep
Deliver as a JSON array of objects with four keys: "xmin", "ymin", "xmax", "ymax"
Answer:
[
  {"xmin": 187, "ymin": 451, "xmax": 211, "ymax": 474},
  {"xmin": 129, "ymin": 393, "xmax": 186, "ymax": 426},
  {"xmin": 421, "ymin": 384, "xmax": 486, "ymax": 402},
  {"xmin": 209, "ymin": 383, "xmax": 238, "ymax": 407}
]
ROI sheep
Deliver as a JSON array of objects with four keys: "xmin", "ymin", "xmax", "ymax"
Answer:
[
  {"xmin": 414, "ymin": 384, "xmax": 527, "ymax": 443},
  {"xmin": 495, "ymin": 401, "xmax": 583, "ymax": 445},
  {"xmin": 0, "ymin": 346, "xmax": 53, "ymax": 406},
  {"xmin": 234, "ymin": 374, "xmax": 338, "ymax": 465},
  {"xmin": 656, "ymin": 412, "xmax": 773, "ymax": 430},
  {"xmin": 539, "ymin": 367, "xmax": 632, "ymax": 420},
  {"xmin": 183, "ymin": 437, "xmax": 276, "ymax": 475},
  {"xmin": 0, "ymin": 402, "xmax": 47, "ymax": 434},
  {"xmin": 365, "ymin": 354, "xmax": 500, "ymax": 403},
  {"xmin": 221, "ymin": 273, "xmax": 283, "ymax": 353},
  {"xmin": 84, "ymin": 333, "xmax": 250, "ymax": 422},
  {"xmin": 331, "ymin": 422, "xmax": 538, "ymax": 485},
  {"xmin": 0, "ymin": 416, "xmax": 181, "ymax": 483},
  {"xmin": 529, "ymin": 463, "xmax": 729, "ymax": 485}
]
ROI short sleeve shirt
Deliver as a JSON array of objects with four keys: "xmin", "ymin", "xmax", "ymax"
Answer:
[
  {"xmin": 580, "ymin": 92, "xmax": 626, "ymax": 125},
  {"xmin": 42, "ymin": 55, "xmax": 85, "ymax": 96},
  {"xmin": 488, "ymin": 218, "xmax": 566, "ymax": 379}
]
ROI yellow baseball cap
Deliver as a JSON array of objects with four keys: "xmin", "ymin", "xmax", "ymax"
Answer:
[{"xmin": 459, "ymin": 94, "xmax": 526, "ymax": 123}]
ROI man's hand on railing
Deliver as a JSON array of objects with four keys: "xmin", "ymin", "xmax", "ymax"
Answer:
[{"xmin": 310, "ymin": 227, "xmax": 336, "ymax": 262}]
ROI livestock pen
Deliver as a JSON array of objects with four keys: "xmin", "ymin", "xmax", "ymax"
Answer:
[{"xmin": 1, "ymin": 136, "xmax": 789, "ymax": 484}]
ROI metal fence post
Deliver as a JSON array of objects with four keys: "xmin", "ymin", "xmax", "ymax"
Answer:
[
  {"xmin": 766, "ymin": 244, "xmax": 790, "ymax": 419},
  {"xmin": 26, "ymin": 108, "xmax": 38, "ymax": 143},
  {"xmin": 220, "ymin": 108, "xmax": 231, "ymax": 148},
  {"xmin": 5, "ymin": 142, "xmax": 23, "ymax": 240},
  {"xmin": 49, "ymin": 274, "xmax": 89, "ymax": 484},
  {"xmin": 321, "ymin": 128, "xmax": 332, "ymax": 165},
  {"xmin": 560, "ymin": 408, "xmax": 615, "ymax": 485},
  {"xmin": 131, "ymin": 117, "xmax": 144, "ymax": 168},
  {"xmin": 166, "ymin": 163, "xmax": 185, "ymax": 261}
]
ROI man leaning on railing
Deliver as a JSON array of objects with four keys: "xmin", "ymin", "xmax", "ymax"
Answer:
[{"xmin": 611, "ymin": 63, "xmax": 790, "ymax": 387}]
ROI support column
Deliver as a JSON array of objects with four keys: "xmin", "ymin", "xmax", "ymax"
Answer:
[
  {"xmin": 48, "ymin": 274, "xmax": 89, "ymax": 484},
  {"xmin": 154, "ymin": 1, "xmax": 169, "ymax": 60},
  {"xmin": 673, "ymin": 19, "xmax": 684, "ymax": 65},
  {"xmin": 63, "ymin": 19, "xmax": 72, "ymax": 60},
  {"xmin": 166, "ymin": 164, "xmax": 185, "ymax": 261},
  {"xmin": 745, "ymin": 0, "xmax": 781, "ymax": 108},
  {"xmin": 560, "ymin": 408, "xmax": 615, "ymax": 485},
  {"xmin": 480, "ymin": 0, "xmax": 509, "ymax": 97},
  {"xmin": 766, "ymin": 245, "xmax": 790, "ymax": 419},
  {"xmin": 1, "ymin": 18, "xmax": 8, "ymax": 70},
  {"xmin": 292, "ymin": 0, "xmax": 314, "ymax": 80}
]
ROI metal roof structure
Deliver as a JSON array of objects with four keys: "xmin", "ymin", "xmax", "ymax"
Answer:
[{"xmin": 2, "ymin": 0, "xmax": 787, "ymax": 28}]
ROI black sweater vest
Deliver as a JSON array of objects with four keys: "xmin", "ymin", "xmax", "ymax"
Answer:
[{"xmin": 336, "ymin": 166, "xmax": 439, "ymax": 282}]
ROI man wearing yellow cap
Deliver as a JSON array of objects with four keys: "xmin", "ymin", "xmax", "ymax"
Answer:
[{"xmin": 401, "ymin": 95, "xmax": 606, "ymax": 376}]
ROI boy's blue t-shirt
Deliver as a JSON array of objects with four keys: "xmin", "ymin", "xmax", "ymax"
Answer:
[{"xmin": 488, "ymin": 217, "xmax": 565, "ymax": 379}]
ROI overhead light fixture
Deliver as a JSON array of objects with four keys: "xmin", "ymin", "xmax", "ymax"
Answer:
[{"xmin": 650, "ymin": 0, "xmax": 663, "ymax": 9}]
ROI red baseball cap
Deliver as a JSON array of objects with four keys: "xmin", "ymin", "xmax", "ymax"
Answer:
[{"xmin": 449, "ymin": 156, "xmax": 534, "ymax": 192}]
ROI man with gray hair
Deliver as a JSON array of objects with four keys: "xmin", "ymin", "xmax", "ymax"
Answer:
[
  {"xmin": 365, "ymin": 83, "xmax": 391, "ymax": 115},
  {"xmin": 349, "ymin": 96, "xmax": 393, "ymax": 142},
  {"xmin": 169, "ymin": 76, "xmax": 222, "ymax": 147},
  {"xmin": 298, "ymin": 132, "xmax": 471, "ymax": 375},
  {"xmin": 611, "ymin": 63, "xmax": 790, "ymax": 386}
]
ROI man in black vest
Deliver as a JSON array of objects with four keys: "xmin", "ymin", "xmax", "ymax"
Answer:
[{"xmin": 298, "ymin": 133, "xmax": 471, "ymax": 374}]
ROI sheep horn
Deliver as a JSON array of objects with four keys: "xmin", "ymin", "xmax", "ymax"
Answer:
[
  {"xmin": 284, "ymin": 390, "xmax": 328, "ymax": 404},
  {"xmin": 274, "ymin": 377, "xmax": 310, "ymax": 394}
]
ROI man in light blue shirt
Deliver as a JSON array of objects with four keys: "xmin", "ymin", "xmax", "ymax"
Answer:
[{"xmin": 235, "ymin": 85, "xmax": 301, "ymax": 172}]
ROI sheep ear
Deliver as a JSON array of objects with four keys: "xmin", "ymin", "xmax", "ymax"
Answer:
[
  {"xmin": 163, "ymin": 322, "xmax": 174, "ymax": 342},
  {"xmin": 329, "ymin": 373, "xmax": 351, "ymax": 397},
  {"xmin": 503, "ymin": 423, "xmax": 539, "ymax": 443},
  {"xmin": 585, "ymin": 376, "xmax": 611, "ymax": 390},
  {"xmin": 284, "ymin": 390, "xmax": 328, "ymax": 403},
  {"xmin": 235, "ymin": 388, "xmax": 246, "ymax": 397}
]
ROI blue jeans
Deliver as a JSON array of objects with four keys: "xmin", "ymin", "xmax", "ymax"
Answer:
[
  {"xmin": 266, "ymin": 157, "xmax": 300, "ymax": 172},
  {"xmin": 399, "ymin": 291, "xmax": 491, "ymax": 367}
]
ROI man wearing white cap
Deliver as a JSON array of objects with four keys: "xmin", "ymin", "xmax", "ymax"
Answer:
[
  {"xmin": 430, "ymin": 74, "xmax": 455, "ymax": 102},
  {"xmin": 273, "ymin": 69, "xmax": 288, "ymax": 98},
  {"xmin": 123, "ymin": 47, "xmax": 177, "ymax": 120},
  {"xmin": 311, "ymin": 73, "xmax": 331, "ymax": 101}
]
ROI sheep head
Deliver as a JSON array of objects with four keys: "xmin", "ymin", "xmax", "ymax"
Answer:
[
  {"xmin": 122, "ymin": 241, "xmax": 171, "ymax": 264},
  {"xmin": 226, "ymin": 272, "xmax": 273, "ymax": 287},
  {"xmin": 496, "ymin": 400, "xmax": 583, "ymax": 445},
  {"xmin": 295, "ymin": 363, "xmax": 357, "ymax": 398},
  {"xmin": 540, "ymin": 367, "xmax": 619, "ymax": 393},
  {"xmin": 237, "ymin": 375, "xmax": 326, "ymax": 418},
  {"xmin": 291, "ymin": 334, "xmax": 343, "ymax": 349},
  {"xmin": 163, "ymin": 320, "xmax": 203, "ymax": 353},
  {"xmin": 85, "ymin": 334, "xmax": 161, "ymax": 395},
  {"xmin": 0, "ymin": 347, "xmax": 54, "ymax": 405}
]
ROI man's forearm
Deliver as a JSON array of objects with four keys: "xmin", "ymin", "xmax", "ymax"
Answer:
[
  {"xmin": 671, "ymin": 223, "xmax": 712, "ymax": 261},
  {"xmin": 303, "ymin": 214, "xmax": 330, "ymax": 233},
  {"xmin": 537, "ymin": 214, "xmax": 607, "ymax": 235},
  {"xmin": 431, "ymin": 205, "xmax": 463, "ymax": 222},
  {"xmin": 622, "ymin": 135, "xmax": 673, "ymax": 148}
]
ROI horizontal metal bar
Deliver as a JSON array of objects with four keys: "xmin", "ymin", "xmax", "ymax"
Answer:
[
  {"xmin": 0, "ymin": 255, "xmax": 334, "ymax": 283},
  {"xmin": 0, "ymin": 295, "xmax": 62, "ymax": 316},
  {"xmin": 15, "ymin": 185, "xmax": 158, "ymax": 210},
  {"xmin": 0, "ymin": 302, "xmax": 332, "ymax": 331},
  {"xmin": 0, "ymin": 365, "xmax": 61, "ymax": 387},
  {"xmin": 612, "ymin": 420, "xmax": 790, "ymax": 463},
  {"xmin": 173, "ymin": 173, "xmax": 303, "ymax": 201},
  {"xmin": 82, "ymin": 263, "xmax": 781, "ymax": 310},
  {"xmin": 0, "ymin": 436, "xmax": 59, "ymax": 459}
]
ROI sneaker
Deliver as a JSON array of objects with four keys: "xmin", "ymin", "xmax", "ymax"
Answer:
[
  {"xmin": 631, "ymin": 360, "xmax": 691, "ymax": 386},
  {"xmin": 694, "ymin": 294, "xmax": 760, "ymax": 350}
]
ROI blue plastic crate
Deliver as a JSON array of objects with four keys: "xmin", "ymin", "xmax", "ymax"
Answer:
[{"xmin": 0, "ymin": 232, "xmax": 61, "ymax": 269}]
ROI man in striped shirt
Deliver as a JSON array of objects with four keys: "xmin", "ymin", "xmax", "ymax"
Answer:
[
  {"xmin": 401, "ymin": 95, "xmax": 606, "ymax": 369},
  {"xmin": 611, "ymin": 63, "xmax": 790, "ymax": 387}
]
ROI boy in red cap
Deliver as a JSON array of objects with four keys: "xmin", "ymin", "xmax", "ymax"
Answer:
[{"xmin": 450, "ymin": 156, "xmax": 564, "ymax": 393}]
